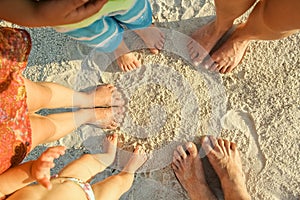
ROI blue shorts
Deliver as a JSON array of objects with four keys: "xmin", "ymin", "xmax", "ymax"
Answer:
[{"xmin": 58, "ymin": 0, "xmax": 152, "ymax": 52}]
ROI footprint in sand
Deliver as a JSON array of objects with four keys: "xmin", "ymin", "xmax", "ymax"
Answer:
[{"xmin": 220, "ymin": 109, "xmax": 266, "ymax": 175}]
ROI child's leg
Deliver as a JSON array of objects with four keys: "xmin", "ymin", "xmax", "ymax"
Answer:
[
  {"xmin": 92, "ymin": 146, "xmax": 147, "ymax": 200},
  {"xmin": 56, "ymin": 134, "xmax": 118, "ymax": 182},
  {"xmin": 113, "ymin": 0, "xmax": 165, "ymax": 70},
  {"xmin": 24, "ymin": 78, "xmax": 122, "ymax": 112},
  {"xmin": 30, "ymin": 108, "xmax": 122, "ymax": 149}
]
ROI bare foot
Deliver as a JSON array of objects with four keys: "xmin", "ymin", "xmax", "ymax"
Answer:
[
  {"xmin": 172, "ymin": 142, "xmax": 217, "ymax": 200},
  {"xmin": 134, "ymin": 24, "xmax": 165, "ymax": 54},
  {"xmin": 201, "ymin": 136, "xmax": 251, "ymax": 200},
  {"xmin": 94, "ymin": 84, "xmax": 124, "ymax": 107},
  {"xmin": 92, "ymin": 107, "xmax": 124, "ymax": 129},
  {"xmin": 122, "ymin": 145, "xmax": 147, "ymax": 173},
  {"xmin": 188, "ymin": 20, "xmax": 231, "ymax": 66},
  {"xmin": 92, "ymin": 133, "xmax": 118, "ymax": 167},
  {"xmin": 203, "ymin": 24, "xmax": 250, "ymax": 74},
  {"xmin": 188, "ymin": 0, "xmax": 256, "ymax": 66},
  {"xmin": 115, "ymin": 40, "xmax": 141, "ymax": 72}
]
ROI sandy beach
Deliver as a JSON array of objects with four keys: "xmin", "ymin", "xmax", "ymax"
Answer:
[{"xmin": 1, "ymin": 0, "xmax": 299, "ymax": 199}]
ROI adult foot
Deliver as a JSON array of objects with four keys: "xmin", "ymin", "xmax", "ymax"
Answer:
[
  {"xmin": 93, "ymin": 107, "xmax": 124, "ymax": 129},
  {"xmin": 188, "ymin": 20, "xmax": 231, "ymax": 66},
  {"xmin": 134, "ymin": 24, "xmax": 165, "ymax": 54},
  {"xmin": 123, "ymin": 145, "xmax": 147, "ymax": 173},
  {"xmin": 201, "ymin": 136, "xmax": 251, "ymax": 200},
  {"xmin": 114, "ymin": 40, "xmax": 141, "ymax": 72},
  {"xmin": 92, "ymin": 133, "xmax": 118, "ymax": 167},
  {"xmin": 172, "ymin": 142, "xmax": 217, "ymax": 200},
  {"xmin": 203, "ymin": 23, "xmax": 250, "ymax": 74},
  {"xmin": 94, "ymin": 84, "xmax": 124, "ymax": 107}
]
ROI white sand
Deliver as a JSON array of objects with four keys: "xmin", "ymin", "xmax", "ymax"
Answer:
[{"xmin": 2, "ymin": 0, "xmax": 299, "ymax": 199}]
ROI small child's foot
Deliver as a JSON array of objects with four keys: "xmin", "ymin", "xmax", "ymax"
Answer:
[
  {"xmin": 115, "ymin": 40, "xmax": 141, "ymax": 72},
  {"xmin": 122, "ymin": 145, "xmax": 147, "ymax": 173},
  {"xmin": 94, "ymin": 84, "xmax": 124, "ymax": 107},
  {"xmin": 92, "ymin": 133, "xmax": 118, "ymax": 167},
  {"xmin": 134, "ymin": 24, "xmax": 165, "ymax": 54}
]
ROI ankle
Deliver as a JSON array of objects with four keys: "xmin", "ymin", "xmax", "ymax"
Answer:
[
  {"xmin": 222, "ymin": 179, "xmax": 250, "ymax": 200},
  {"xmin": 73, "ymin": 92, "xmax": 93, "ymax": 108},
  {"xmin": 188, "ymin": 183, "xmax": 217, "ymax": 200},
  {"xmin": 214, "ymin": 19, "xmax": 234, "ymax": 33},
  {"xmin": 75, "ymin": 109, "xmax": 95, "ymax": 124}
]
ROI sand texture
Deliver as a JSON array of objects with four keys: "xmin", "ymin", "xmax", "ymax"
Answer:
[{"xmin": 1, "ymin": 0, "xmax": 299, "ymax": 199}]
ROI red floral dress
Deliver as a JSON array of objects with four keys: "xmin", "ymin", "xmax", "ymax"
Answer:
[{"xmin": 0, "ymin": 27, "xmax": 32, "ymax": 174}]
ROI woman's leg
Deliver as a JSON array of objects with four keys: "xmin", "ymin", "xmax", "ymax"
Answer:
[
  {"xmin": 188, "ymin": 0, "xmax": 256, "ymax": 64},
  {"xmin": 207, "ymin": 0, "xmax": 300, "ymax": 73},
  {"xmin": 92, "ymin": 146, "xmax": 147, "ymax": 200},
  {"xmin": 24, "ymin": 78, "xmax": 122, "ymax": 112}
]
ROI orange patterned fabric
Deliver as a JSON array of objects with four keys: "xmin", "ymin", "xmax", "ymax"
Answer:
[{"xmin": 0, "ymin": 27, "xmax": 32, "ymax": 174}]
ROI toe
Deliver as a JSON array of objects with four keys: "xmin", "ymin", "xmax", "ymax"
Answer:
[
  {"xmin": 150, "ymin": 48, "xmax": 159, "ymax": 54},
  {"xmin": 230, "ymin": 142, "xmax": 237, "ymax": 151},
  {"xmin": 185, "ymin": 142, "xmax": 198, "ymax": 158},
  {"xmin": 217, "ymin": 138, "xmax": 227, "ymax": 154},
  {"xmin": 220, "ymin": 65, "xmax": 228, "ymax": 74},
  {"xmin": 202, "ymin": 57, "xmax": 214, "ymax": 69},
  {"xmin": 223, "ymin": 139, "xmax": 231, "ymax": 155},
  {"xmin": 177, "ymin": 145, "xmax": 187, "ymax": 159},
  {"xmin": 190, "ymin": 50, "xmax": 199, "ymax": 60},
  {"xmin": 173, "ymin": 150, "xmax": 182, "ymax": 162},
  {"xmin": 200, "ymin": 136, "xmax": 213, "ymax": 155},
  {"xmin": 225, "ymin": 65, "xmax": 235, "ymax": 73},
  {"xmin": 133, "ymin": 60, "xmax": 141, "ymax": 68}
]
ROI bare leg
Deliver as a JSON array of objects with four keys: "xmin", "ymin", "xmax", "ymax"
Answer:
[
  {"xmin": 207, "ymin": 0, "xmax": 300, "ymax": 73},
  {"xmin": 57, "ymin": 134, "xmax": 118, "ymax": 181},
  {"xmin": 201, "ymin": 136, "xmax": 251, "ymax": 200},
  {"xmin": 92, "ymin": 146, "xmax": 147, "ymax": 200},
  {"xmin": 134, "ymin": 24, "xmax": 165, "ymax": 54},
  {"xmin": 30, "ymin": 108, "xmax": 123, "ymax": 150},
  {"xmin": 172, "ymin": 142, "xmax": 217, "ymax": 200},
  {"xmin": 188, "ymin": 0, "xmax": 256, "ymax": 65},
  {"xmin": 24, "ymin": 78, "xmax": 122, "ymax": 112}
]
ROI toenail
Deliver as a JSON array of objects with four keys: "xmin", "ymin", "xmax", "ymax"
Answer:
[{"xmin": 186, "ymin": 143, "xmax": 193, "ymax": 149}]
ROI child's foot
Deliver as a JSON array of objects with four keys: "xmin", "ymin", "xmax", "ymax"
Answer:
[
  {"xmin": 172, "ymin": 142, "xmax": 217, "ymax": 200},
  {"xmin": 94, "ymin": 84, "xmax": 124, "ymax": 107},
  {"xmin": 93, "ymin": 107, "xmax": 124, "ymax": 129},
  {"xmin": 114, "ymin": 41, "xmax": 141, "ymax": 72},
  {"xmin": 134, "ymin": 24, "xmax": 165, "ymax": 54},
  {"xmin": 188, "ymin": 20, "xmax": 230, "ymax": 66},
  {"xmin": 92, "ymin": 133, "xmax": 118, "ymax": 167},
  {"xmin": 203, "ymin": 24, "xmax": 250, "ymax": 74},
  {"xmin": 122, "ymin": 145, "xmax": 147, "ymax": 173},
  {"xmin": 201, "ymin": 136, "xmax": 251, "ymax": 200}
]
